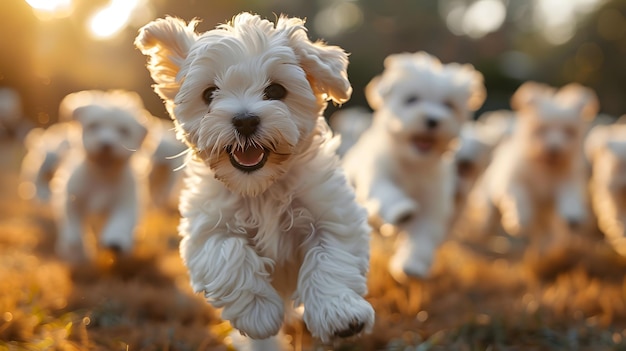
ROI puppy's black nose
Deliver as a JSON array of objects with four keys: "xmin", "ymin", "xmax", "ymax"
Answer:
[
  {"xmin": 100, "ymin": 143, "xmax": 113, "ymax": 154},
  {"xmin": 425, "ymin": 117, "xmax": 439, "ymax": 129},
  {"xmin": 232, "ymin": 113, "xmax": 260, "ymax": 137}
]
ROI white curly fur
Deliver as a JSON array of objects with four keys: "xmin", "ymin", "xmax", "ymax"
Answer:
[
  {"xmin": 49, "ymin": 90, "xmax": 149, "ymax": 262},
  {"xmin": 466, "ymin": 82, "xmax": 598, "ymax": 250},
  {"xmin": 342, "ymin": 51, "xmax": 486, "ymax": 281},
  {"xmin": 135, "ymin": 12, "xmax": 374, "ymax": 349},
  {"xmin": 585, "ymin": 119, "xmax": 626, "ymax": 256}
]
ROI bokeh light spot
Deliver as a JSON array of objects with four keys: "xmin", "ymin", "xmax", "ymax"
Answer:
[
  {"xmin": 314, "ymin": 1, "xmax": 364, "ymax": 38},
  {"xmin": 87, "ymin": 0, "xmax": 141, "ymax": 40},
  {"xmin": 25, "ymin": 0, "xmax": 73, "ymax": 20},
  {"xmin": 18, "ymin": 181, "xmax": 36, "ymax": 201},
  {"xmin": 462, "ymin": 0, "xmax": 507, "ymax": 38},
  {"xmin": 597, "ymin": 9, "xmax": 626, "ymax": 41}
]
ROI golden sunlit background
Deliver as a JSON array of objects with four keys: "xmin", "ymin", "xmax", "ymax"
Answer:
[{"xmin": 1, "ymin": 0, "xmax": 625, "ymax": 125}]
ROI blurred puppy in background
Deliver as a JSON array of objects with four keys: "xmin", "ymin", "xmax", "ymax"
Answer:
[
  {"xmin": 343, "ymin": 51, "xmax": 486, "ymax": 281},
  {"xmin": 51, "ymin": 90, "xmax": 149, "ymax": 262},
  {"xmin": 0, "ymin": 87, "xmax": 32, "ymax": 141},
  {"xmin": 21, "ymin": 122, "xmax": 74, "ymax": 203},
  {"xmin": 466, "ymin": 82, "xmax": 598, "ymax": 251},
  {"xmin": 452, "ymin": 112, "xmax": 512, "ymax": 222},
  {"xmin": 145, "ymin": 118, "xmax": 187, "ymax": 211},
  {"xmin": 136, "ymin": 12, "xmax": 374, "ymax": 350},
  {"xmin": 585, "ymin": 117, "xmax": 626, "ymax": 256},
  {"xmin": 328, "ymin": 106, "xmax": 372, "ymax": 158}
]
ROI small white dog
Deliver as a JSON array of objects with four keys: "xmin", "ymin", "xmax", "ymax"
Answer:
[
  {"xmin": 453, "ymin": 110, "xmax": 514, "ymax": 217},
  {"xmin": 328, "ymin": 106, "xmax": 372, "ymax": 158},
  {"xmin": 0, "ymin": 87, "xmax": 31, "ymax": 141},
  {"xmin": 467, "ymin": 82, "xmax": 598, "ymax": 248},
  {"xmin": 135, "ymin": 12, "xmax": 374, "ymax": 348},
  {"xmin": 146, "ymin": 118, "xmax": 187, "ymax": 210},
  {"xmin": 51, "ymin": 90, "xmax": 149, "ymax": 262},
  {"xmin": 585, "ymin": 118, "xmax": 626, "ymax": 256},
  {"xmin": 342, "ymin": 52, "xmax": 486, "ymax": 281},
  {"xmin": 21, "ymin": 122, "xmax": 74, "ymax": 203}
]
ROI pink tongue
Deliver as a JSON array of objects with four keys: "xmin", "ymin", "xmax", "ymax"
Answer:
[
  {"xmin": 414, "ymin": 140, "xmax": 434, "ymax": 152},
  {"xmin": 233, "ymin": 145, "xmax": 265, "ymax": 166}
]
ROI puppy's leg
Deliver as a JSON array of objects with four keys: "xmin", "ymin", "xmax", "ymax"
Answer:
[
  {"xmin": 389, "ymin": 214, "xmax": 447, "ymax": 281},
  {"xmin": 462, "ymin": 183, "xmax": 498, "ymax": 241},
  {"xmin": 56, "ymin": 199, "xmax": 88, "ymax": 263},
  {"xmin": 498, "ymin": 184, "xmax": 531, "ymax": 236},
  {"xmin": 592, "ymin": 189, "xmax": 626, "ymax": 254},
  {"xmin": 296, "ymin": 239, "xmax": 374, "ymax": 343},
  {"xmin": 369, "ymin": 178, "xmax": 418, "ymax": 226},
  {"xmin": 100, "ymin": 201, "xmax": 138, "ymax": 254},
  {"xmin": 556, "ymin": 179, "xmax": 587, "ymax": 233},
  {"xmin": 33, "ymin": 152, "xmax": 59, "ymax": 202},
  {"xmin": 181, "ymin": 233, "xmax": 284, "ymax": 340}
]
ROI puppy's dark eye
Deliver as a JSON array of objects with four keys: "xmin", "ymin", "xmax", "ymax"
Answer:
[
  {"xmin": 405, "ymin": 95, "xmax": 419, "ymax": 105},
  {"xmin": 202, "ymin": 87, "xmax": 218, "ymax": 105},
  {"xmin": 118, "ymin": 126, "xmax": 130, "ymax": 138},
  {"xmin": 86, "ymin": 122, "xmax": 100, "ymax": 131},
  {"xmin": 264, "ymin": 83, "xmax": 287, "ymax": 100}
]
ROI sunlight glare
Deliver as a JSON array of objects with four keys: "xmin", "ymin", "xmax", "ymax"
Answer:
[
  {"xmin": 25, "ymin": 0, "xmax": 73, "ymax": 20},
  {"xmin": 462, "ymin": 0, "xmax": 506, "ymax": 38},
  {"xmin": 88, "ymin": 0, "xmax": 141, "ymax": 40},
  {"xmin": 441, "ymin": 0, "xmax": 506, "ymax": 39},
  {"xmin": 533, "ymin": 0, "xmax": 607, "ymax": 45},
  {"xmin": 314, "ymin": 1, "xmax": 364, "ymax": 38}
]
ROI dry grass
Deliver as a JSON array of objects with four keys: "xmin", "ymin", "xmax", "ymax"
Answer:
[{"xmin": 1, "ymin": 139, "xmax": 626, "ymax": 350}]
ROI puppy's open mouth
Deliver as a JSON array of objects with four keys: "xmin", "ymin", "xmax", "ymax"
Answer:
[
  {"xmin": 411, "ymin": 134, "xmax": 437, "ymax": 153},
  {"xmin": 227, "ymin": 144, "xmax": 268, "ymax": 172}
]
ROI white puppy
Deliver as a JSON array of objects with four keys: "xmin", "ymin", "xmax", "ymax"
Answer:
[
  {"xmin": 328, "ymin": 106, "xmax": 372, "ymax": 158},
  {"xmin": 453, "ymin": 110, "xmax": 514, "ymax": 217},
  {"xmin": 467, "ymin": 82, "xmax": 598, "ymax": 248},
  {"xmin": 0, "ymin": 87, "xmax": 31, "ymax": 141},
  {"xmin": 135, "ymin": 13, "xmax": 374, "ymax": 349},
  {"xmin": 146, "ymin": 118, "xmax": 187, "ymax": 210},
  {"xmin": 343, "ymin": 52, "xmax": 486, "ymax": 281},
  {"xmin": 21, "ymin": 122, "xmax": 74, "ymax": 203},
  {"xmin": 585, "ymin": 118, "xmax": 626, "ymax": 256},
  {"xmin": 52, "ymin": 90, "xmax": 149, "ymax": 262}
]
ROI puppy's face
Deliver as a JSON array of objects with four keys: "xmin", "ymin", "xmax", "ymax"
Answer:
[
  {"xmin": 523, "ymin": 112, "xmax": 583, "ymax": 165},
  {"xmin": 513, "ymin": 82, "xmax": 598, "ymax": 167},
  {"xmin": 366, "ymin": 52, "xmax": 485, "ymax": 162},
  {"xmin": 76, "ymin": 105, "xmax": 147, "ymax": 167},
  {"xmin": 454, "ymin": 123, "xmax": 496, "ymax": 183},
  {"xmin": 136, "ymin": 13, "xmax": 351, "ymax": 196}
]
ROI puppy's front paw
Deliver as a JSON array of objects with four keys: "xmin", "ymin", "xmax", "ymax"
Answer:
[
  {"xmin": 383, "ymin": 199, "xmax": 418, "ymax": 226},
  {"xmin": 304, "ymin": 292, "xmax": 374, "ymax": 343},
  {"xmin": 228, "ymin": 294, "xmax": 284, "ymax": 340},
  {"xmin": 501, "ymin": 210, "xmax": 525, "ymax": 236},
  {"xmin": 389, "ymin": 252, "xmax": 430, "ymax": 282}
]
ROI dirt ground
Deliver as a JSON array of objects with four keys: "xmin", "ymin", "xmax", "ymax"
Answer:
[{"xmin": 1, "ymin": 139, "xmax": 626, "ymax": 351}]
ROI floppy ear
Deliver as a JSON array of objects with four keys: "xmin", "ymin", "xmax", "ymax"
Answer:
[
  {"xmin": 134, "ymin": 16, "xmax": 199, "ymax": 103},
  {"xmin": 277, "ymin": 16, "xmax": 352, "ymax": 105},
  {"xmin": 459, "ymin": 63, "xmax": 487, "ymax": 112},
  {"xmin": 558, "ymin": 83, "xmax": 599, "ymax": 121},
  {"xmin": 364, "ymin": 75, "xmax": 384, "ymax": 111},
  {"xmin": 510, "ymin": 81, "xmax": 549, "ymax": 112}
]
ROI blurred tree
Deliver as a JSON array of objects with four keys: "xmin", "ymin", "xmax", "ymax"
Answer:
[{"xmin": 0, "ymin": 0, "xmax": 622, "ymax": 126}]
